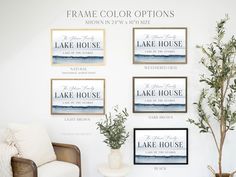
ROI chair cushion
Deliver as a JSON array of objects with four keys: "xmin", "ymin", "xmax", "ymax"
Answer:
[
  {"xmin": 38, "ymin": 161, "xmax": 80, "ymax": 177},
  {"xmin": 7, "ymin": 123, "xmax": 56, "ymax": 166}
]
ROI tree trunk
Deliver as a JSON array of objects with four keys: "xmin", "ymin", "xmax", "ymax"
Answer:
[{"xmin": 219, "ymin": 146, "xmax": 223, "ymax": 177}]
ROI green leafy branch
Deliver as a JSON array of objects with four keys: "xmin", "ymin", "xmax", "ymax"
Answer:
[
  {"xmin": 188, "ymin": 15, "xmax": 236, "ymax": 177},
  {"xmin": 96, "ymin": 106, "xmax": 129, "ymax": 149}
]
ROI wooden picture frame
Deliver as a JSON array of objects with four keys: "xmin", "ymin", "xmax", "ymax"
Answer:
[
  {"xmin": 133, "ymin": 27, "xmax": 187, "ymax": 64},
  {"xmin": 133, "ymin": 77, "xmax": 187, "ymax": 113},
  {"xmin": 51, "ymin": 78, "xmax": 105, "ymax": 115},
  {"xmin": 134, "ymin": 128, "xmax": 188, "ymax": 165},
  {"xmin": 51, "ymin": 29, "xmax": 105, "ymax": 66}
]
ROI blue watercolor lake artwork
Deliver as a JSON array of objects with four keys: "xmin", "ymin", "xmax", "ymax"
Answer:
[
  {"xmin": 134, "ymin": 54, "xmax": 185, "ymax": 63},
  {"xmin": 135, "ymin": 103, "xmax": 186, "ymax": 112},
  {"xmin": 52, "ymin": 56, "xmax": 104, "ymax": 64},
  {"xmin": 135, "ymin": 155, "xmax": 187, "ymax": 164},
  {"xmin": 52, "ymin": 105, "xmax": 104, "ymax": 114}
]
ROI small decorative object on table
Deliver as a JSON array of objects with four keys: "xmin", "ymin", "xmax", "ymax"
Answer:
[
  {"xmin": 188, "ymin": 15, "xmax": 236, "ymax": 177},
  {"xmin": 97, "ymin": 106, "xmax": 129, "ymax": 169}
]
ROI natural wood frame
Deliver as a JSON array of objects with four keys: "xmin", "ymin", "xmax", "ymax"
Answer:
[{"xmin": 51, "ymin": 29, "xmax": 106, "ymax": 66}]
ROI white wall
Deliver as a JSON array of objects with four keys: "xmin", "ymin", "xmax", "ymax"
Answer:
[{"xmin": 1, "ymin": 0, "xmax": 236, "ymax": 177}]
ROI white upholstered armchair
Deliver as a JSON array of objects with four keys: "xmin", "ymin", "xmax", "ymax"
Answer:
[
  {"xmin": 0, "ymin": 123, "xmax": 82, "ymax": 177},
  {"xmin": 11, "ymin": 142, "xmax": 81, "ymax": 177}
]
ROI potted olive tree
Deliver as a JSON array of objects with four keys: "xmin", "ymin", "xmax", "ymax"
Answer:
[
  {"xmin": 96, "ymin": 106, "xmax": 129, "ymax": 169},
  {"xmin": 188, "ymin": 15, "xmax": 236, "ymax": 177}
]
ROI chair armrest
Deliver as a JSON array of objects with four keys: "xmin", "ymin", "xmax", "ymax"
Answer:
[
  {"xmin": 52, "ymin": 142, "xmax": 82, "ymax": 177},
  {"xmin": 11, "ymin": 157, "xmax": 37, "ymax": 177}
]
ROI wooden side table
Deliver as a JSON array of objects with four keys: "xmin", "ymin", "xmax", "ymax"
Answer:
[{"xmin": 98, "ymin": 164, "xmax": 131, "ymax": 177}]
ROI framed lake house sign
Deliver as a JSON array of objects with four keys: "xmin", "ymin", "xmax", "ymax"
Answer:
[
  {"xmin": 134, "ymin": 128, "xmax": 188, "ymax": 165},
  {"xmin": 51, "ymin": 79, "xmax": 105, "ymax": 115},
  {"xmin": 133, "ymin": 28, "xmax": 187, "ymax": 64},
  {"xmin": 51, "ymin": 29, "xmax": 105, "ymax": 65},
  {"xmin": 133, "ymin": 77, "xmax": 187, "ymax": 113}
]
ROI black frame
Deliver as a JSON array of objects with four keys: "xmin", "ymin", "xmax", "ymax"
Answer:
[
  {"xmin": 132, "ymin": 77, "xmax": 188, "ymax": 113},
  {"xmin": 133, "ymin": 128, "xmax": 189, "ymax": 165}
]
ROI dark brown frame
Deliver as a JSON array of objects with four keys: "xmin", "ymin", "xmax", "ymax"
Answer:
[
  {"xmin": 133, "ymin": 128, "xmax": 188, "ymax": 165},
  {"xmin": 133, "ymin": 27, "xmax": 188, "ymax": 64},
  {"xmin": 51, "ymin": 78, "xmax": 105, "ymax": 115},
  {"xmin": 132, "ymin": 77, "xmax": 187, "ymax": 113}
]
